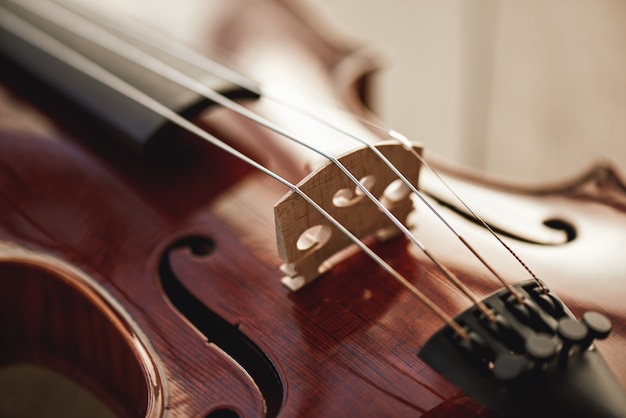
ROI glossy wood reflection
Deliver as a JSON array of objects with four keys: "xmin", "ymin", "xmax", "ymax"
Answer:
[{"xmin": 0, "ymin": 0, "xmax": 625, "ymax": 417}]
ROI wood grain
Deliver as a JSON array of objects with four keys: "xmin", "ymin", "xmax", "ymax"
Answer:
[{"xmin": 0, "ymin": 0, "xmax": 624, "ymax": 417}]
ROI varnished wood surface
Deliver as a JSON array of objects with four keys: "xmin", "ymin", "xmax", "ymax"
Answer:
[
  {"xmin": 0, "ymin": 0, "xmax": 625, "ymax": 417},
  {"xmin": 0, "ymin": 245, "xmax": 165, "ymax": 417}
]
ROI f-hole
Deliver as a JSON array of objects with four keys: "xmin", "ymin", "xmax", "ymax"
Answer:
[{"xmin": 159, "ymin": 236, "xmax": 284, "ymax": 418}]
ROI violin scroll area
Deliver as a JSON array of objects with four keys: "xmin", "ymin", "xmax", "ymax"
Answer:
[
  {"xmin": 419, "ymin": 280, "xmax": 626, "ymax": 418},
  {"xmin": 274, "ymin": 142, "xmax": 422, "ymax": 290}
]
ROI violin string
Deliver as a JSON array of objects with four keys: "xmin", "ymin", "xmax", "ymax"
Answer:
[
  {"xmin": 11, "ymin": 0, "xmax": 498, "ymax": 321},
  {"xmin": 360, "ymin": 122, "xmax": 549, "ymax": 294},
  {"xmin": 52, "ymin": 0, "xmax": 263, "ymax": 97},
  {"xmin": 384, "ymin": 132, "xmax": 548, "ymax": 294},
  {"xmin": 0, "ymin": 4, "xmax": 472, "ymax": 341},
  {"xmin": 62, "ymin": 0, "xmax": 541, "ymax": 300},
  {"xmin": 251, "ymin": 98, "xmax": 528, "ymax": 304},
  {"xmin": 255, "ymin": 96, "xmax": 543, "ymax": 300}
]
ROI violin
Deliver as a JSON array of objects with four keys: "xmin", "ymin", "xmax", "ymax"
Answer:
[{"xmin": 0, "ymin": 0, "xmax": 625, "ymax": 417}]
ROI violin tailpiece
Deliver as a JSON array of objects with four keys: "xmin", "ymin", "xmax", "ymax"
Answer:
[
  {"xmin": 419, "ymin": 280, "xmax": 626, "ymax": 418},
  {"xmin": 274, "ymin": 141, "xmax": 422, "ymax": 291}
]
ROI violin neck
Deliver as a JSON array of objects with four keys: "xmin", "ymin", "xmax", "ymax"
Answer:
[{"xmin": 0, "ymin": 0, "xmax": 254, "ymax": 151}]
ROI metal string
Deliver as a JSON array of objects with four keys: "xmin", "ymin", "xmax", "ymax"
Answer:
[
  {"xmin": 8, "ymin": 0, "xmax": 502, "ymax": 321},
  {"xmin": 60, "ymin": 0, "xmax": 542, "ymax": 300},
  {"xmin": 0, "ymin": 4, "xmax": 472, "ymax": 340}
]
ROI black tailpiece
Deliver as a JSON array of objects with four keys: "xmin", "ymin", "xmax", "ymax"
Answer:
[{"xmin": 419, "ymin": 281, "xmax": 626, "ymax": 418}]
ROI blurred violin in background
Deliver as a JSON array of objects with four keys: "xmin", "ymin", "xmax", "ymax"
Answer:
[{"xmin": 0, "ymin": 0, "xmax": 625, "ymax": 417}]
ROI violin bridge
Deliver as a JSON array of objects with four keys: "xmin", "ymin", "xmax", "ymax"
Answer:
[{"xmin": 274, "ymin": 141, "xmax": 422, "ymax": 291}]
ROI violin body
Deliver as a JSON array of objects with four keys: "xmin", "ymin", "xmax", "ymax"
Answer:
[{"xmin": 0, "ymin": 1, "xmax": 624, "ymax": 417}]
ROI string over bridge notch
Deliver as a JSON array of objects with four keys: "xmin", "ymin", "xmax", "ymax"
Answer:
[{"xmin": 275, "ymin": 141, "xmax": 422, "ymax": 291}]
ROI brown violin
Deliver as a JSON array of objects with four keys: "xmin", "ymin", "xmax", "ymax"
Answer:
[{"xmin": 0, "ymin": 0, "xmax": 625, "ymax": 417}]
